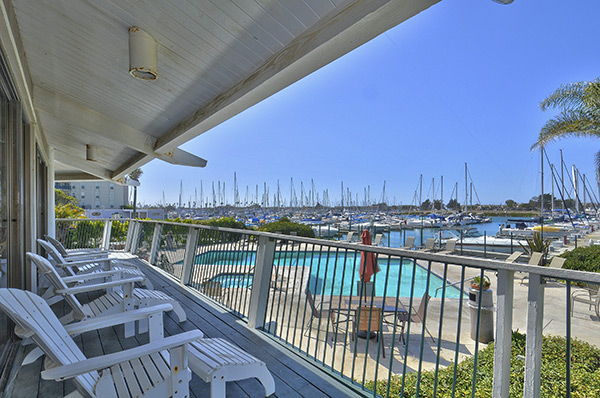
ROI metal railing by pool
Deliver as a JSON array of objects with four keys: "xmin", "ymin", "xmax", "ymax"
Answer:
[{"xmin": 53, "ymin": 218, "xmax": 600, "ymax": 398}]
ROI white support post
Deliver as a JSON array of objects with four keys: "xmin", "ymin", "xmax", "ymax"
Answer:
[
  {"xmin": 181, "ymin": 227, "xmax": 199, "ymax": 285},
  {"xmin": 149, "ymin": 223, "xmax": 163, "ymax": 265},
  {"xmin": 124, "ymin": 220, "xmax": 136, "ymax": 252},
  {"xmin": 101, "ymin": 220, "xmax": 112, "ymax": 250},
  {"xmin": 129, "ymin": 222, "xmax": 141, "ymax": 254},
  {"xmin": 493, "ymin": 269, "xmax": 514, "ymax": 398},
  {"xmin": 248, "ymin": 235, "xmax": 276, "ymax": 329},
  {"xmin": 524, "ymin": 274, "xmax": 544, "ymax": 398}
]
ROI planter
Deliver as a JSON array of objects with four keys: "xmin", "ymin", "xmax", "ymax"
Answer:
[{"xmin": 470, "ymin": 275, "xmax": 491, "ymax": 290}]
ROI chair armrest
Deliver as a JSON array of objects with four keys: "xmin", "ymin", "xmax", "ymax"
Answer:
[
  {"xmin": 64, "ymin": 304, "xmax": 175, "ymax": 335},
  {"xmin": 41, "ymin": 330, "xmax": 204, "ymax": 381},
  {"xmin": 54, "ymin": 276, "xmax": 143, "ymax": 294},
  {"xmin": 60, "ymin": 257, "xmax": 112, "ymax": 268},
  {"xmin": 65, "ymin": 252, "xmax": 109, "ymax": 261},
  {"xmin": 61, "ymin": 270, "xmax": 124, "ymax": 283}
]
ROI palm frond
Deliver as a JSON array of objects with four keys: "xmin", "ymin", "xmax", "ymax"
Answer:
[
  {"xmin": 540, "ymin": 79, "xmax": 600, "ymax": 114},
  {"xmin": 532, "ymin": 110, "xmax": 600, "ymax": 149}
]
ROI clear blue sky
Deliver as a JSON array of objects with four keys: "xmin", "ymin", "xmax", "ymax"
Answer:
[{"xmin": 139, "ymin": 0, "xmax": 600, "ymax": 208}]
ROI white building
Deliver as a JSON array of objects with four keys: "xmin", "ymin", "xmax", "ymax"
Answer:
[{"xmin": 56, "ymin": 181, "xmax": 128, "ymax": 209}]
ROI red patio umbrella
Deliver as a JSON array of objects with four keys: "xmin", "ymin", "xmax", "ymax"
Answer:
[{"xmin": 359, "ymin": 229, "xmax": 379, "ymax": 282}]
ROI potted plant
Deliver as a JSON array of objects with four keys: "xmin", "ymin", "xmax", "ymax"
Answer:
[{"xmin": 470, "ymin": 275, "xmax": 491, "ymax": 290}]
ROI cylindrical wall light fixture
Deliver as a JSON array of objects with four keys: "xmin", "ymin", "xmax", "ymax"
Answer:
[
  {"xmin": 129, "ymin": 26, "xmax": 158, "ymax": 80},
  {"xmin": 86, "ymin": 144, "xmax": 97, "ymax": 161}
]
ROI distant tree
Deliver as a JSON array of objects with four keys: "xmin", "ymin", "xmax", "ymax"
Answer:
[
  {"xmin": 420, "ymin": 199, "xmax": 431, "ymax": 210},
  {"xmin": 433, "ymin": 199, "xmax": 443, "ymax": 210},
  {"xmin": 447, "ymin": 198, "xmax": 460, "ymax": 210},
  {"xmin": 505, "ymin": 199, "xmax": 518, "ymax": 209}
]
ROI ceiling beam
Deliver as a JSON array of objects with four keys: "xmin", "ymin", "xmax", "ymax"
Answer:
[
  {"xmin": 35, "ymin": 87, "xmax": 207, "ymax": 167},
  {"xmin": 53, "ymin": 150, "xmax": 114, "ymax": 180},
  {"xmin": 55, "ymin": 172, "xmax": 104, "ymax": 182},
  {"xmin": 153, "ymin": 0, "xmax": 439, "ymax": 153}
]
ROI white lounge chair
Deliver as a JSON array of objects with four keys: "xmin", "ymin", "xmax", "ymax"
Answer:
[
  {"xmin": 344, "ymin": 231, "xmax": 355, "ymax": 243},
  {"xmin": 38, "ymin": 239, "xmax": 153, "ymax": 290},
  {"xmin": 372, "ymin": 234, "xmax": 383, "ymax": 246},
  {"xmin": 519, "ymin": 252, "xmax": 544, "ymax": 285},
  {"xmin": 571, "ymin": 284, "xmax": 600, "ymax": 318},
  {"xmin": 438, "ymin": 239, "xmax": 456, "ymax": 254},
  {"xmin": 422, "ymin": 238, "xmax": 436, "ymax": 251},
  {"xmin": 27, "ymin": 253, "xmax": 186, "ymax": 332},
  {"xmin": 505, "ymin": 251, "xmax": 523, "ymax": 263},
  {"xmin": 403, "ymin": 236, "xmax": 416, "ymax": 249},
  {"xmin": 0, "ymin": 288, "xmax": 275, "ymax": 398},
  {"xmin": 44, "ymin": 234, "xmax": 110, "ymax": 260}
]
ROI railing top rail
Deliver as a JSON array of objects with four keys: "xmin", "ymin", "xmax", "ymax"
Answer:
[
  {"xmin": 57, "ymin": 217, "xmax": 600, "ymax": 285},
  {"xmin": 56, "ymin": 218, "xmax": 127, "ymax": 222}
]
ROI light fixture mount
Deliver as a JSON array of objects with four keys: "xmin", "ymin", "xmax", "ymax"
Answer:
[{"xmin": 128, "ymin": 27, "xmax": 158, "ymax": 80}]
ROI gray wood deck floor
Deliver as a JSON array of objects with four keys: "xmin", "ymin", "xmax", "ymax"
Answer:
[{"xmin": 4, "ymin": 258, "xmax": 364, "ymax": 398}]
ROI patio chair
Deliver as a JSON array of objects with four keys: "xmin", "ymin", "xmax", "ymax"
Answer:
[
  {"xmin": 344, "ymin": 231, "xmax": 355, "ymax": 243},
  {"xmin": 403, "ymin": 236, "xmax": 416, "ymax": 249},
  {"xmin": 37, "ymin": 238, "xmax": 153, "ymax": 290},
  {"xmin": 571, "ymin": 284, "xmax": 600, "ymax": 318},
  {"xmin": 438, "ymin": 239, "xmax": 456, "ymax": 254},
  {"xmin": 44, "ymin": 234, "xmax": 109, "ymax": 260},
  {"xmin": 304, "ymin": 287, "xmax": 348, "ymax": 340},
  {"xmin": 352, "ymin": 306, "xmax": 385, "ymax": 358},
  {"xmin": 407, "ymin": 293, "xmax": 435, "ymax": 343},
  {"xmin": 505, "ymin": 251, "xmax": 523, "ymax": 263},
  {"xmin": 0, "ymin": 288, "xmax": 275, "ymax": 398},
  {"xmin": 422, "ymin": 238, "xmax": 436, "ymax": 251},
  {"xmin": 27, "ymin": 253, "xmax": 186, "ymax": 331},
  {"xmin": 372, "ymin": 234, "xmax": 383, "ymax": 246},
  {"xmin": 519, "ymin": 252, "xmax": 544, "ymax": 285}
]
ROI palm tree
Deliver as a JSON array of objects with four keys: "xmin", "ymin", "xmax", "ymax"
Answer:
[
  {"xmin": 127, "ymin": 168, "xmax": 143, "ymax": 218},
  {"xmin": 532, "ymin": 78, "xmax": 600, "ymax": 183}
]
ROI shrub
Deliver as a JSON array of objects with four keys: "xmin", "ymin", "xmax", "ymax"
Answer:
[
  {"xmin": 559, "ymin": 245, "xmax": 600, "ymax": 273},
  {"xmin": 258, "ymin": 217, "xmax": 315, "ymax": 238},
  {"xmin": 366, "ymin": 331, "xmax": 600, "ymax": 397}
]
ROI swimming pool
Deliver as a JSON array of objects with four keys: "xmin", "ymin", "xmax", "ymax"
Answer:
[
  {"xmin": 194, "ymin": 250, "xmax": 463, "ymax": 298},
  {"xmin": 209, "ymin": 272, "xmax": 253, "ymax": 288}
]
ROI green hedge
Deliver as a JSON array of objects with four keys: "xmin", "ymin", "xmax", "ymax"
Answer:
[
  {"xmin": 258, "ymin": 217, "xmax": 315, "ymax": 238},
  {"xmin": 559, "ymin": 245, "xmax": 600, "ymax": 273},
  {"xmin": 367, "ymin": 331, "xmax": 600, "ymax": 397}
]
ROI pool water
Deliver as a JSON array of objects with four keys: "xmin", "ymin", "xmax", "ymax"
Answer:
[
  {"xmin": 210, "ymin": 272, "xmax": 253, "ymax": 288},
  {"xmin": 195, "ymin": 250, "xmax": 463, "ymax": 298}
]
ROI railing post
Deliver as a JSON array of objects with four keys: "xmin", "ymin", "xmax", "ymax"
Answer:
[
  {"xmin": 101, "ymin": 220, "xmax": 112, "ymax": 250},
  {"xmin": 149, "ymin": 223, "xmax": 163, "ymax": 265},
  {"xmin": 124, "ymin": 220, "xmax": 136, "ymax": 252},
  {"xmin": 181, "ymin": 227, "xmax": 199, "ymax": 285},
  {"xmin": 129, "ymin": 221, "xmax": 141, "ymax": 254},
  {"xmin": 493, "ymin": 269, "xmax": 514, "ymax": 398},
  {"xmin": 524, "ymin": 274, "xmax": 544, "ymax": 398},
  {"xmin": 248, "ymin": 235, "xmax": 276, "ymax": 329}
]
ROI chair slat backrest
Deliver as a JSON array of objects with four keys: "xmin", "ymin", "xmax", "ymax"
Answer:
[
  {"xmin": 0, "ymin": 289, "xmax": 98, "ymax": 395},
  {"xmin": 404, "ymin": 236, "xmax": 415, "ymax": 248},
  {"xmin": 528, "ymin": 252, "xmax": 544, "ymax": 266},
  {"xmin": 357, "ymin": 306, "xmax": 381, "ymax": 331},
  {"xmin": 27, "ymin": 253, "xmax": 87, "ymax": 320},
  {"xmin": 44, "ymin": 234, "xmax": 70, "ymax": 257},
  {"xmin": 506, "ymin": 251, "xmax": 523, "ymax": 263},
  {"xmin": 549, "ymin": 257, "xmax": 566, "ymax": 269},
  {"xmin": 445, "ymin": 239, "xmax": 456, "ymax": 252},
  {"xmin": 38, "ymin": 239, "xmax": 69, "ymax": 266},
  {"xmin": 424, "ymin": 238, "xmax": 435, "ymax": 250}
]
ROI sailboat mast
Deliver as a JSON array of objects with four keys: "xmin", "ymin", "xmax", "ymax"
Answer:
[
  {"xmin": 551, "ymin": 164, "xmax": 555, "ymax": 217},
  {"xmin": 572, "ymin": 165, "xmax": 579, "ymax": 214},
  {"xmin": 464, "ymin": 163, "xmax": 468, "ymax": 213},
  {"xmin": 540, "ymin": 148, "xmax": 544, "ymax": 237},
  {"xmin": 441, "ymin": 176, "xmax": 444, "ymax": 217}
]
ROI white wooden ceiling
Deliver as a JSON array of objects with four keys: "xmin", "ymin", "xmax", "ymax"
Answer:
[{"xmin": 1, "ymin": 0, "xmax": 440, "ymax": 181}]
